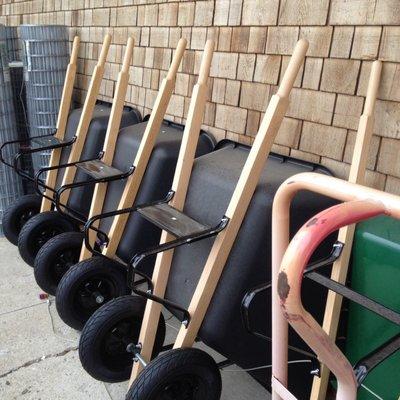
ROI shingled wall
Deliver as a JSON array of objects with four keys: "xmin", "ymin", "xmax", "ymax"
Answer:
[{"xmin": 1, "ymin": 0, "xmax": 400, "ymax": 193}]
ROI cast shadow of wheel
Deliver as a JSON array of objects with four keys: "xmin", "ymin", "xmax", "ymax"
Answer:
[
  {"xmin": 47, "ymin": 296, "xmax": 126, "ymax": 398},
  {"xmin": 46, "ymin": 296, "xmax": 79, "ymax": 343}
]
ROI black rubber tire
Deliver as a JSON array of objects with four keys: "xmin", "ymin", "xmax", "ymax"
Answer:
[
  {"xmin": 126, "ymin": 348, "xmax": 222, "ymax": 400},
  {"xmin": 79, "ymin": 295, "xmax": 166, "ymax": 383},
  {"xmin": 34, "ymin": 231, "xmax": 84, "ymax": 295},
  {"xmin": 2, "ymin": 194, "xmax": 42, "ymax": 245},
  {"xmin": 17, "ymin": 211, "xmax": 77, "ymax": 266},
  {"xmin": 56, "ymin": 256, "xmax": 130, "ymax": 330}
]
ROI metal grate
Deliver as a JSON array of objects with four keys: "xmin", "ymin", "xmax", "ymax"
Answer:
[
  {"xmin": 5, "ymin": 26, "xmax": 20, "ymax": 62},
  {"xmin": 9, "ymin": 61, "xmax": 34, "ymax": 193}
]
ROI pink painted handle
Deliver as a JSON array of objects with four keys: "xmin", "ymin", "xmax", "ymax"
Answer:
[
  {"xmin": 278, "ymin": 199, "xmax": 387, "ymax": 400},
  {"xmin": 271, "ymin": 172, "xmax": 400, "ymax": 400}
]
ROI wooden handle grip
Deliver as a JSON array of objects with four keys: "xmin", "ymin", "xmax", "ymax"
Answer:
[
  {"xmin": 198, "ymin": 40, "xmax": 214, "ymax": 85},
  {"xmin": 122, "ymin": 37, "xmax": 134, "ymax": 73},
  {"xmin": 364, "ymin": 60, "xmax": 382, "ymax": 116},
  {"xmin": 277, "ymin": 39, "xmax": 308, "ymax": 98},
  {"xmin": 98, "ymin": 34, "xmax": 112, "ymax": 66},
  {"xmin": 70, "ymin": 36, "xmax": 80, "ymax": 65},
  {"xmin": 167, "ymin": 38, "xmax": 187, "ymax": 80}
]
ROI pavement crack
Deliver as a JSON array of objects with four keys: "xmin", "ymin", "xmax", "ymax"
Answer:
[
  {"xmin": 0, "ymin": 302, "xmax": 45, "ymax": 317},
  {"xmin": 0, "ymin": 346, "xmax": 78, "ymax": 379}
]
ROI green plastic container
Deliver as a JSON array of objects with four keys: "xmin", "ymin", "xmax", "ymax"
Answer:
[{"xmin": 345, "ymin": 215, "xmax": 400, "ymax": 400}]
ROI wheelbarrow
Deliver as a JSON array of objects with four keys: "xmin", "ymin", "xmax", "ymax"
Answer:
[
  {"xmin": 33, "ymin": 39, "xmax": 213, "ymax": 303},
  {"xmin": 30, "ymin": 36, "xmax": 144, "ymax": 295},
  {"xmin": 76, "ymin": 39, "xmax": 308, "ymax": 400},
  {"xmin": 53, "ymin": 39, "xmax": 216, "ymax": 331}
]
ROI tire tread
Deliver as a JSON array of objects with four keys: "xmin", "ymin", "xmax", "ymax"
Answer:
[
  {"xmin": 79, "ymin": 295, "xmax": 166, "ymax": 383},
  {"xmin": 18, "ymin": 211, "xmax": 76, "ymax": 266},
  {"xmin": 56, "ymin": 257, "xmax": 130, "ymax": 330},
  {"xmin": 127, "ymin": 348, "xmax": 221, "ymax": 400},
  {"xmin": 34, "ymin": 231, "xmax": 84, "ymax": 295},
  {"xmin": 2, "ymin": 194, "xmax": 42, "ymax": 245}
]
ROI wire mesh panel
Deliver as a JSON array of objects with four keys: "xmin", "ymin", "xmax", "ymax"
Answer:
[
  {"xmin": 5, "ymin": 26, "xmax": 20, "ymax": 62},
  {"xmin": 20, "ymin": 25, "xmax": 69, "ymax": 172},
  {"xmin": 0, "ymin": 26, "xmax": 24, "ymax": 233},
  {"xmin": 5, "ymin": 25, "xmax": 30, "ymax": 172},
  {"xmin": 9, "ymin": 61, "xmax": 34, "ymax": 193},
  {"xmin": 9, "ymin": 62, "xmax": 28, "ymax": 139}
]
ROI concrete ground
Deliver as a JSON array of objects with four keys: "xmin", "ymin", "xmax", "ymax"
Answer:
[{"xmin": 0, "ymin": 237, "xmax": 270, "ymax": 400}]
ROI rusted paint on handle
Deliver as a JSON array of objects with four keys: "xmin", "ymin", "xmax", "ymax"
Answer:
[{"xmin": 272, "ymin": 172, "xmax": 400, "ymax": 400}]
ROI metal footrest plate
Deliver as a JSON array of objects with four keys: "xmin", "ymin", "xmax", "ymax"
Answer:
[
  {"xmin": 138, "ymin": 203, "xmax": 210, "ymax": 238},
  {"xmin": 76, "ymin": 160, "xmax": 123, "ymax": 180},
  {"xmin": 30, "ymin": 135, "xmax": 66, "ymax": 149}
]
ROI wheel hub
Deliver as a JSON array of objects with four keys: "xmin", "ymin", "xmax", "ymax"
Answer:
[
  {"xmin": 160, "ymin": 377, "xmax": 200, "ymax": 400},
  {"xmin": 53, "ymin": 249, "xmax": 79, "ymax": 280},
  {"xmin": 93, "ymin": 292, "xmax": 105, "ymax": 304},
  {"xmin": 100, "ymin": 319, "xmax": 141, "ymax": 372},
  {"xmin": 76, "ymin": 277, "xmax": 115, "ymax": 317},
  {"xmin": 36, "ymin": 227, "xmax": 61, "ymax": 247},
  {"xmin": 19, "ymin": 209, "xmax": 35, "ymax": 227}
]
